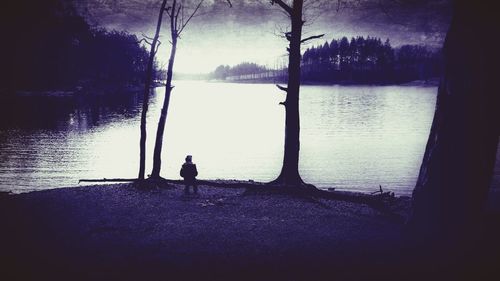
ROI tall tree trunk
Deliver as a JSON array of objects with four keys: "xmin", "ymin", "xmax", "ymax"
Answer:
[
  {"xmin": 408, "ymin": 0, "xmax": 499, "ymax": 241},
  {"xmin": 138, "ymin": 0, "xmax": 168, "ymax": 180},
  {"xmin": 150, "ymin": 9, "xmax": 178, "ymax": 179},
  {"xmin": 272, "ymin": 0, "xmax": 306, "ymax": 186}
]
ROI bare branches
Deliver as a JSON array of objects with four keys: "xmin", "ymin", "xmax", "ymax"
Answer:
[
  {"xmin": 169, "ymin": 0, "xmax": 177, "ymax": 40},
  {"xmin": 141, "ymin": 33, "xmax": 155, "ymax": 41},
  {"xmin": 301, "ymin": 34, "xmax": 324, "ymax": 44},
  {"xmin": 178, "ymin": 0, "xmax": 204, "ymax": 36},
  {"xmin": 137, "ymin": 38, "xmax": 152, "ymax": 45},
  {"xmin": 140, "ymin": 37, "xmax": 162, "ymax": 56},
  {"xmin": 160, "ymin": 0, "xmax": 238, "ymax": 42},
  {"xmin": 138, "ymin": 35, "xmax": 163, "ymax": 53},
  {"xmin": 270, "ymin": 0, "xmax": 293, "ymax": 15},
  {"xmin": 165, "ymin": 6, "xmax": 172, "ymax": 17},
  {"xmin": 175, "ymin": 3, "xmax": 182, "ymax": 31},
  {"xmin": 164, "ymin": 0, "xmax": 205, "ymax": 39}
]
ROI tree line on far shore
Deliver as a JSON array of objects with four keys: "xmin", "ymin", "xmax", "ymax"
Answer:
[
  {"xmin": 211, "ymin": 63, "xmax": 268, "ymax": 81},
  {"xmin": 210, "ymin": 36, "xmax": 441, "ymax": 84},
  {"xmin": 302, "ymin": 36, "xmax": 441, "ymax": 83},
  {"xmin": 1, "ymin": 0, "xmax": 162, "ymax": 92}
]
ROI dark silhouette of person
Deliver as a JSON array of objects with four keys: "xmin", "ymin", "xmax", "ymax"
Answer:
[{"xmin": 180, "ymin": 155, "xmax": 198, "ymax": 194}]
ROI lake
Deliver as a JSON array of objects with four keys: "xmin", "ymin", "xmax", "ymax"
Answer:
[{"xmin": 0, "ymin": 81, "xmax": 439, "ymax": 195}]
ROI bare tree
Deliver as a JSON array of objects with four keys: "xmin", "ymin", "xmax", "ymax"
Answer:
[
  {"xmin": 138, "ymin": 0, "xmax": 168, "ymax": 180},
  {"xmin": 150, "ymin": 0, "xmax": 204, "ymax": 178},
  {"xmin": 269, "ymin": 0, "xmax": 323, "ymax": 187}
]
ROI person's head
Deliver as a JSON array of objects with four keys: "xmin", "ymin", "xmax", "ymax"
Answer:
[{"xmin": 185, "ymin": 155, "xmax": 192, "ymax": 162}]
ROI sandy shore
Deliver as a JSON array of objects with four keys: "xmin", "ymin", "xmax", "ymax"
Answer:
[{"xmin": 1, "ymin": 182, "xmax": 499, "ymax": 280}]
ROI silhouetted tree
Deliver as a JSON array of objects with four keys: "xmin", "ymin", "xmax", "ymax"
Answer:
[
  {"xmin": 407, "ymin": 0, "xmax": 499, "ymax": 244},
  {"xmin": 329, "ymin": 39, "xmax": 339, "ymax": 68},
  {"xmin": 138, "ymin": 0, "xmax": 169, "ymax": 180},
  {"xmin": 338, "ymin": 36, "xmax": 350, "ymax": 72},
  {"xmin": 269, "ymin": 0, "xmax": 323, "ymax": 187},
  {"xmin": 150, "ymin": 0, "xmax": 204, "ymax": 178}
]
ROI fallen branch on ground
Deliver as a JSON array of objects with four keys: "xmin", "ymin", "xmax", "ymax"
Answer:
[{"xmin": 79, "ymin": 178, "xmax": 137, "ymax": 183}]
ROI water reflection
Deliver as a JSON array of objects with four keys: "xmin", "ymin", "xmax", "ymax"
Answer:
[
  {"xmin": 0, "ymin": 90, "xmax": 141, "ymax": 131},
  {"xmin": 0, "ymin": 82, "xmax": 439, "ymax": 195},
  {"xmin": 300, "ymin": 85, "xmax": 437, "ymax": 195}
]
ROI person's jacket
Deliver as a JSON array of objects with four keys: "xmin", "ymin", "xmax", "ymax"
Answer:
[{"xmin": 180, "ymin": 162, "xmax": 198, "ymax": 180}]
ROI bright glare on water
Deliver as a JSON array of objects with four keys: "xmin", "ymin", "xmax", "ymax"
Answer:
[{"xmin": 0, "ymin": 81, "xmax": 438, "ymax": 195}]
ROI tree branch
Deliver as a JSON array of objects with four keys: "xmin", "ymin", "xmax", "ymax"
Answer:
[
  {"xmin": 226, "ymin": 0, "xmax": 232, "ymax": 8},
  {"xmin": 276, "ymin": 84, "xmax": 288, "ymax": 92},
  {"xmin": 79, "ymin": 178, "xmax": 136, "ymax": 183},
  {"xmin": 301, "ymin": 34, "xmax": 325, "ymax": 44},
  {"xmin": 270, "ymin": 0, "xmax": 293, "ymax": 15},
  {"xmin": 178, "ymin": 0, "xmax": 204, "ymax": 36},
  {"xmin": 141, "ymin": 33, "xmax": 155, "ymax": 41},
  {"xmin": 137, "ymin": 38, "xmax": 152, "ymax": 45},
  {"xmin": 154, "ymin": 40, "xmax": 162, "ymax": 56},
  {"xmin": 175, "ymin": 5, "xmax": 182, "ymax": 31}
]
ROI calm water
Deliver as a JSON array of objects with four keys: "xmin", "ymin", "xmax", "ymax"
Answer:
[{"xmin": 0, "ymin": 81, "xmax": 438, "ymax": 195}]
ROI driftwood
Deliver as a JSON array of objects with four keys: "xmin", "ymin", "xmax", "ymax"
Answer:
[
  {"xmin": 370, "ymin": 185, "xmax": 395, "ymax": 197},
  {"xmin": 79, "ymin": 178, "xmax": 137, "ymax": 183}
]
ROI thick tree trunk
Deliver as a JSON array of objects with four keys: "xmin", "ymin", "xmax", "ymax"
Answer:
[
  {"xmin": 138, "ymin": 0, "xmax": 168, "ymax": 180},
  {"xmin": 408, "ymin": 0, "xmax": 499, "ymax": 240},
  {"xmin": 150, "ymin": 30, "xmax": 177, "ymax": 178},
  {"xmin": 272, "ymin": 0, "xmax": 306, "ymax": 186}
]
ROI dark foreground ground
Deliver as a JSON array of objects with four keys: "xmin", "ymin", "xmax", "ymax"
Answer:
[{"xmin": 1, "ymin": 183, "xmax": 499, "ymax": 280}]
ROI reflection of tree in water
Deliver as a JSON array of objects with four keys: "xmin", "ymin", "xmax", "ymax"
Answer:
[{"xmin": 0, "ymin": 90, "xmax": 143, "ymax": 131}]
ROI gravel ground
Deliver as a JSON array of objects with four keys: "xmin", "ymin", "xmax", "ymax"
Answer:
[{"xmin": 0, "ymin": 183, "xmax": 498, "ymax": 280}]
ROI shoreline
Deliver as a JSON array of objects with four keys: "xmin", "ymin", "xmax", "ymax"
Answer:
[
  {"xmin": 1, "ymin": 181, "xmax": 499, "ymax": 280},
  {"xmin": 3, "ymin": 179, "xmax": 412, "ymax": 218},
  {"xmin": 1, "ymin": 177, "xmax": 416, "ymax": 197},
  {"xmin": 204, "ymin": 78, "xmax": 440, "ymax": 87}
]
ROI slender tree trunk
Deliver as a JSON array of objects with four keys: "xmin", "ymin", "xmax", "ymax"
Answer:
[
  {"xmin": 272, "ymin": 0, "xmax": 306, "ymax": 186},
  {"xmin": 408, "ymin": 0, "xmax": 499, "ymax": 240},
  {"xmin": 138, "ymin": 0, "xmax": 168, "ymax": 180},
  {"xmin": 150, "ymin": 12, "xmax": 178, "ymax": 178}
]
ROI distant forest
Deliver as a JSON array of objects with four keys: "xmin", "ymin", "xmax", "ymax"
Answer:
[
  {"xmin": 211, "ymin": 63, "xmax": 268, "ymax": 80},
  {"xmin": 1, "ymin": 0, "xmax": 161, "ymax": 92},
  {"xmin": 211, "ymin": 37, "xmax": 442, "ymax": 84}
]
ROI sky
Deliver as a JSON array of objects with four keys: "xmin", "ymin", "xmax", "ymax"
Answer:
[{"xmin": 75, "ymin": 0, "xmax": 452, "ymax": 74}]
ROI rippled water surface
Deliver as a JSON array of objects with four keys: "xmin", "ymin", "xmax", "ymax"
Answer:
[{"xmin": 0, "ymin": 81, "xmax": 439, "ymax": 195}]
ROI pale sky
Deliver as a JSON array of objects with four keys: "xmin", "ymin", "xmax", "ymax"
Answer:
[{"xmin": 75, "ymin": 0, "xmax": 451, "ymax": 73}]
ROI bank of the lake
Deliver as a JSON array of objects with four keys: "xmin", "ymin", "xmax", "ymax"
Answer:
[{"xmin": 1, "ymin": 182, "xmax": 500, "ymax": 280}]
